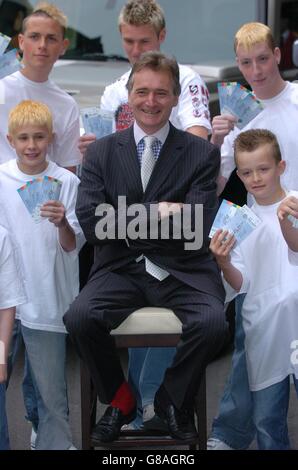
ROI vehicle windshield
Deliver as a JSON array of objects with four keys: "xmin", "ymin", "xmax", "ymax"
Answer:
[
  {"xmin": 0, "ymin": 0, "xmax": 258, "ymax": 63},
  {"xmin": 1, "ymin": 0, "xmax": 298, "ymax": 69}
]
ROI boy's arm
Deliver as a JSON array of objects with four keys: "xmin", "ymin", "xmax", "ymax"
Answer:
[
  {"xmin": 40, "ymin": 201, "xmax": 76, "ymax": 252},
  {"xmin": 210, "ymin": 229, "xmax": 243, "ymax": 291},
  {"xmin": 0, "ymin": 306, "xmax": 15, "ymax": 383},
  {"xmin": 278, "ymin": 196, "xmax": 298, "ymax": 252}
]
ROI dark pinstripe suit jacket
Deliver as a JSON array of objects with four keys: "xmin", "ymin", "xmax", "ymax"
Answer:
[{"xmin": 76, "ymin": 123, "xmax": 224, "ymax": 300}]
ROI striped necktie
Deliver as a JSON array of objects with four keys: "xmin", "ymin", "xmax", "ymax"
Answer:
[{"xmin": 140, "ymin": 135, "xmax": 169, "ymax": 281}]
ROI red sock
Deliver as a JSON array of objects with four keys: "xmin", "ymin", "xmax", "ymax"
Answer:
[{"xmin": 110, "ymin": 381, "xmax": 136, "ymax": 416}]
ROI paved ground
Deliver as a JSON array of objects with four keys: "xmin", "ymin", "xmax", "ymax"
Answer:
[{"xmin": 6, "ymin": 340, "xmax": 298, "ymax": 450}]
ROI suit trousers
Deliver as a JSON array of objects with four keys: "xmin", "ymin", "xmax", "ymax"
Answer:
[{"xmin": 64, "ymin": 260, "xmax": 228, "ymax": 410}]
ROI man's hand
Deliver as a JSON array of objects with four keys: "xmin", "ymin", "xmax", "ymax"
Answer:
[
  {"xmin": 277, "ymin": 195, "xmax": 298, "ymax": 220},
  {"xmin": 211, "ymin": 114, "xmax": 237, "ymax": 146},
  {"xmin": 158, "ymin": 202, "xmax": 183, "ymax": 220},
  {"xmin": 210, "ymin": 229, "xmax": 236, "ymax": 268},
  {"xmin": 40, "ymin": 200, "xmax": 67, "ymax": 227},
  {"xmin": 78, "ymin": 133, "xmax": 96, "ymax": 156}
]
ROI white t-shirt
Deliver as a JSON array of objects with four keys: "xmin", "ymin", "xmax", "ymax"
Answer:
[
  {"xmin": 0, "ymin": 71, "xmax": 82, "ymax": 168},
  {"xmin": 224, "ymin": 191, "xmax": 298, "ymax": 391},
  {"xmin": 288, "ymin": 248, "xmax": 298, "ymax": 265},
  {"xmin": 0, "ymin": 160, "xmax": 85, "ymax": 332},
  {"xmin": 101, "ymin": 64, "xmax": 211, "ymax": 132},
  {"xmin": 0, "ymin": 224, "xmax": 26, "ymax": 309},
  {"xmin": 221, "ymin": 82, "xmax": 298, "ymax": 192}
]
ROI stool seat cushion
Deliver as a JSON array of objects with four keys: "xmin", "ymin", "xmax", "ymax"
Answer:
[{"xmin": 111, "ymin": 307, "xmax": 182, "ymax": 335}]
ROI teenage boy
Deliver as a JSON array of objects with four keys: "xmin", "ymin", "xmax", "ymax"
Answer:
[
  {"xmin": 208, "ymin": 22, "xmax": 298, "ymax": 450},
  {"xmin": 210, "ymin": 129, "xmax": 298, "ymax": 449},
  {"xmin": 0, "ymin": 100, "xmax": 84, "ymax": 449},
  {"xmin": 78, "ymin": 0, "xmax": 213, "ymax": 431},
  {"xmin": 0, "ymin": 1, "xmax": 81, "ymax": 172}
]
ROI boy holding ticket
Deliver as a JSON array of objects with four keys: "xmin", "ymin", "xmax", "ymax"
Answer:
[
  {"xmin": 210, "ymin": 129, "xmax": 298, "ymax": 450},
  {"xmin": 0, "ymin": 100, "xmax": 84, "ymax": 449}
]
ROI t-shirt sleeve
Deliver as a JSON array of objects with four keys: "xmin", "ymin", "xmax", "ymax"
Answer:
[
  {"xmin": 0, "ymin": 227, "xmax": 27, "ymax": 309},
  {"xmin": 176, "ymin": 67, "xmax": 211, "ymax": 132},
  {"xmin": 288, "ymin": 248, "xmax": 298, "ymax": 265},
  {"xmin": 222, "ymin": 244, "xmax": 250, "ymax": 302},
  {"xmin": 53, "ymin": 104, "xmax": 82, "ymax": 168},
  {"xmin": 61, "ymin": 175, "xmax": 86, "ymax": 253},
  {"xmin": 220, "ymin": 128, "xmax": 239, "ymax": 180}
]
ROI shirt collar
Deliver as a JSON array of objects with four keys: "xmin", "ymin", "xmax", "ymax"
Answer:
[{"xmin": 133, "ymin": 122, "xmax": 170, "ymax": 147}]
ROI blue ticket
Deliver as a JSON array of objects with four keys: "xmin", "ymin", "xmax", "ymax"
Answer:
[
  {"xmin": 81, "ymin": 107, "xmax": 113, "ymax": 139},
  {"xmin": 217, "ymin": 82, "xmax": 263, "ymax": 129},
  {"xmin": 0, "ymin": 32, "xmax": 11, "ymax": 55},
  {"xmin": 209, "ymin": 199, "xmax": 240, "ymax": 238},
  {"xmin": 17, "ymin": 176, "xmax": 62, "ymax": 223},
  {"xmin": 0, "ymin": 49, "xmax": 22, "ymax": 79}
]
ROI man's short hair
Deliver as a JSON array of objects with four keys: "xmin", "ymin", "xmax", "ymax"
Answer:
[
  {"xmin": 234, "ymin": 22, "xmax": 276, "ymax": 53},
  {"xmin": 22, "ymin": 2, "xmax": 67, "ymax": 37},
  {"xmin": 118, "ymin": 0, "xmax": 166, "ymax": 35},
  {"xmin": 234, "ymin": 129, "xmax": 282, "ymax": 164},
  {"xmin": 126, "ymin": 51, "xmax": 181, "ymax": 96},
  {"xmin": 8, "ymin": 100, "xmax": 53, "ymax": 136}
]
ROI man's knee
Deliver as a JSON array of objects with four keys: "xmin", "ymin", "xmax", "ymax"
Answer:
[
  {"xmin": 187, "ymin": 306, "xmax": 229, "ymax": 346},
  {"xmin": 63, "ymin": 299, "xmax": 92, "ymax": 337}
]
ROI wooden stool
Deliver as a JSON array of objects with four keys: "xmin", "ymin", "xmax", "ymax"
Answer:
[{"xmin": 80, "ymin": 307, "xmax": 207, "ymax": 450}]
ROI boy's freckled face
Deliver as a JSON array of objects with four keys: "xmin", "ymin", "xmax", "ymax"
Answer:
[
  {"xmin": 8, "ymin": 125, "xmax": 52, "ymax": 175},
  {"xmin": 236, "ymin": 143, "xmax": 286, "ymax": 205}
]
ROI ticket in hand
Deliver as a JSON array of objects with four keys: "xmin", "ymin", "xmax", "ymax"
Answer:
[
  {"xmin": 209, "ymin": 200, "xmax": 240, "ymax": 239},
  {"xmin": 228, "ymin": 204, "xmax": 262, "ymax": 243},
  {"xmin": 0, "ymin": 32, "xmax": 11, "ymax": 55},
  {"xmin": 217, "ymin": 82, "xmax": 263, "ymax": 129},
  {"xmin": 17, "ymin": 176, "xmax": 62, "ymax": 223},
  {"xmin": 0, "ymin": 48, "xmax": 23, "ymax": 79},
  {"xmin": 81, "ymin": 107, "xmax": 114, "ymax": 139},
  {"xmin": 288, "ymin": 214, "xmax": 298, "ymax": 228},
  {"xmin": 209, "ymin": 199, "xmax": 261, "ymax": 244}
]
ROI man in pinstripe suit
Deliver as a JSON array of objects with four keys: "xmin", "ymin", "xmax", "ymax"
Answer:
[{"xmin": 64, "ymin": 52, "xmax": 228, "ymax": 443}]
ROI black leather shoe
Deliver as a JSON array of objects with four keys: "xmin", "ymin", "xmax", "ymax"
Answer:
[
  {"xmin": 154, "ymin": 385, "xmax": 198, "ymax": 440},
  {"xmin": 91, "ymin": 406, "xmax": 136, "ymax": 443}
]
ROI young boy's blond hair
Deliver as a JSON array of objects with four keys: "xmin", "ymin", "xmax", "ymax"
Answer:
[
  {"xmin": 234, "ymin": 128, "xmax": 282, "ymax": 165},
  {"xmin": 8, "ymin": 100, "xmax": 53, "ymax": 137},
  {"xmin": 22, "ymin": 1, "xmax": 67, "ymax": 37},
  {"xmin": 118, "ymin": 0, "xmax": 165, "ymax": 36},
  {"xmin": 234, "ymin": 22, "xmax": 276, "ymax": 53}
]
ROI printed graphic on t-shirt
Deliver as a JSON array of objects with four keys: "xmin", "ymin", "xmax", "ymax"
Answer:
[{"xmin": 115, "ymin": 103, "xmax": 134, "ymax": 131}]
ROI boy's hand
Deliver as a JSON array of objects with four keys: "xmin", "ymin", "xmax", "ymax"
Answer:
[
  {"xmin": 78, "ymin": 134, "xmax": 96, "ymax": 156},
  {"xmin": 0, "ymin": 364, "xmax": 7, "ymax": 384},
  {"xmin": 40, "ymin": 201, "xmax": 67, "ymax": 227},
  {"xmin": 211, "ymin": 114, "xmax": 237, "ymax": 146},
  {"xmin": 210, "ymin": 229, "xmax": 236, "ymax": 266},
  {"xmin": 277, "ymin": 196, "xmax": 298, "ymax": 220}
]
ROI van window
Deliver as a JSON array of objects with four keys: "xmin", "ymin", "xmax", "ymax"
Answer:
[
  {"xmin": 280, "ymin": 0, "xmax": 298, "ymax": 69},
  {"xmin": 0, "ymin": 0, "xmax": 258, "ymax": 63},
  {"xmin": 1, "ymin": 0, "xmax": 298, "ymax": 68}
]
